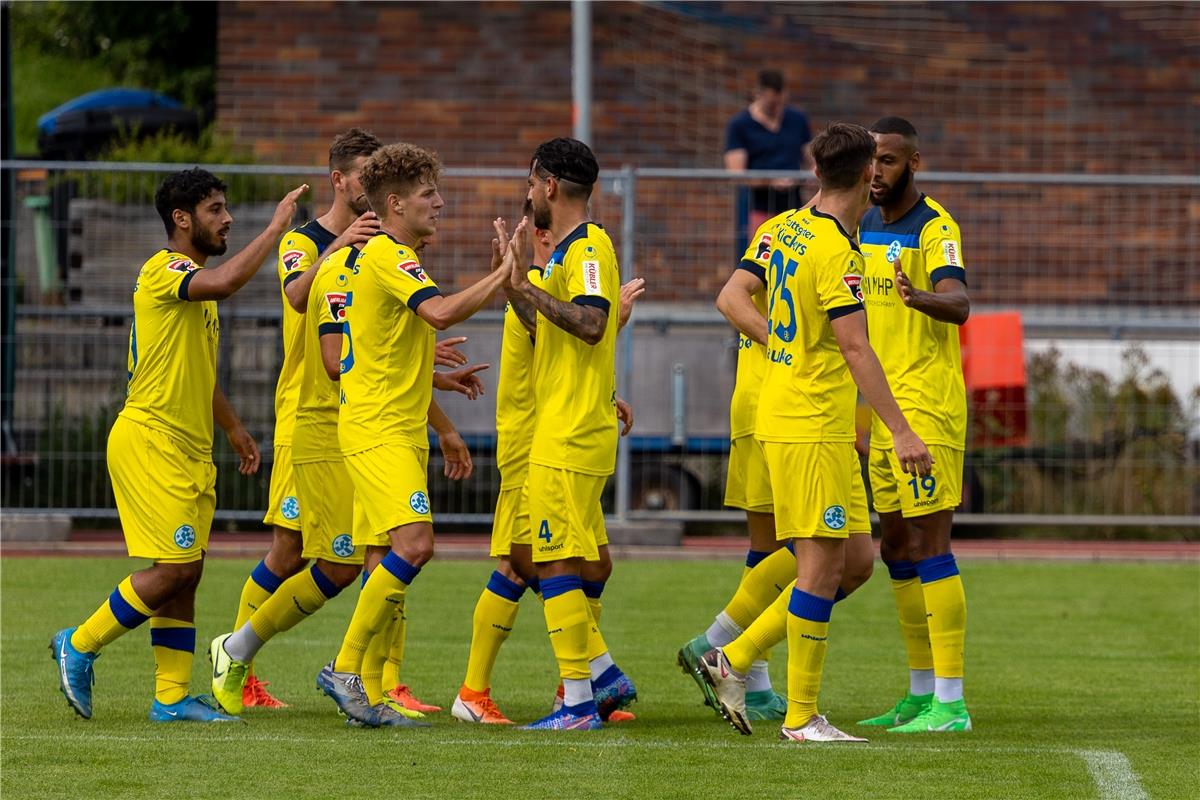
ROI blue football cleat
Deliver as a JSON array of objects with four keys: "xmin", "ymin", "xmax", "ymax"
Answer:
[
  {"xmin": 521, "ymin": 702, "xmax": 603, "ymax": 731},
  {"xmin": 592, "ymin": 665, "xmax": 638, "ymax": 721},
  {"xmin": 50, "ymin": 627, "xmax": 97, "ymax": 719},
  {"xmin": 149, "ymin": 694, "xmax": 242, "ymax": 723},
  {"xmin": 316, "ymin": 662, "xmax": 378, "ymax": 726}
]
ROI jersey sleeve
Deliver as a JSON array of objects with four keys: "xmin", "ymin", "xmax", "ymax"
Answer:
[
  {"xmin": 818, "ymin": 247, "xmax": 866, "ymax": 321},
  {"xmin": 376, "ymin": 245, "xmax": 442, "ymax": 311},
  {"xmin": 279, "ymin": 231, "xmax": 321, "ymax": 289},
  {"xmin": 736, "ymin": 216, "xmax": 781, "ymax": 286},
  {"xmin": 313, "ymin": 250, "xmax": 352, "ymax": 337},
  {"xmin": 922, "ymin": 216, "xmax": 967, "ymax": 287},
  {"xmin": 564, "ymin": 240, "xmax": 613, "ymax": 315},
  {"xmin": 143, "ymin": 254, "xmax": 201, "ymax": 303}
]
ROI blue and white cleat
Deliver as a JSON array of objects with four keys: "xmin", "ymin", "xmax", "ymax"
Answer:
[
  {"xmin": 521, "ymin": 702, "xmax": 603, "ymax": 731},
  {"xmin": 149, "ymin": 694, "xmax": 242, "ymax": 723},
  {"xmin": 50, "ymin": 627, "xmax": 97, "ymax": 719},
  {"xmin": 316, "ymin": 662, "xmax": 378, "ymax": 726},
  {"xmin": 592, "ymin": 665, "xmax": 638, "ymax": 721}
]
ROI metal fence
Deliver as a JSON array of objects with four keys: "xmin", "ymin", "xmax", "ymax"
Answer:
[{"xmin": 3, "ymin": 161, "xmax": 1198, "ymax": 529}]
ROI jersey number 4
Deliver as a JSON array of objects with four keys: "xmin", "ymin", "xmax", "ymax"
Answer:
[{"xmin": 538, "ymin": 520, "xmax": 552, "ymax": 543}]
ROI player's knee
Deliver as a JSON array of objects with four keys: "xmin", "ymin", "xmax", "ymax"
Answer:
[
  {"xmin": 269, "ymin": 529, "xmax": 308, "ymax": 576},
  {"xmin": 395, "ymin": 540, "xmax": 435, "ymax": 567},
  {"xmin": 842, "ymin": 548, "xmax": 874, "ymax": 592},
  {"xmin": 495, "ymin": 558, "xmax": 527, "ymax": 587},
  {"xmin": 879, "ymin": 538, "xmax": 907, "ymax": 564},
  {"xmin": 316, "ymin": 560, "xmax": 362, "ymax": 589},
  {"xmin": 582, "ymin": 550, "xmax": 613, "ymax": 583},
  {"xmin": 155, "ymin": 559, "xmax": 204, "ymax": 591}
]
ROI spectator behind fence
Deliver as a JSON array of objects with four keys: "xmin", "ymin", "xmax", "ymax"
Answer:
[{"xmin": 724, "ymin": 70, "xmax": 813, "ymax": 254}]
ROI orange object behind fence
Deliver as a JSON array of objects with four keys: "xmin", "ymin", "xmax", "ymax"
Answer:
[{"xmin": 959, "ymin": 311, "xmax": 1028, "ymax": 448}]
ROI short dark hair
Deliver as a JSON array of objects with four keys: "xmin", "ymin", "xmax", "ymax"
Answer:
[
  {"xmin": 811, "ymin": 122, "xmax": 876, "ymax": 191},
  {"xmin": 154, "ymin": 168, "xmax": 227, "ymax": 236},
  {"xmin": 531, "ymin": 137, "xmax": 599, "ymax": 201},
  {"xmin": 360, "ymin": 142, "xmax": 442, "ymax": 211},
  {"xmin": 758, "ymin": 70, "xmax": 784, "ymax": 93},
  {"xmin": 329, "ymin": 128, "xmax": 382, "ymax": 174},
  {"xmin": 871, "ymin": 116, "xmax": 919, "ymax": 144}
]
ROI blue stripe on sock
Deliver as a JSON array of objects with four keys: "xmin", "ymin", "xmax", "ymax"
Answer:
[
  {"xmin": 526, "ymin": 576, "xmax": 541, "ymax": 596},
  {"xmin": 917, "ymin": 553, "xmax": 959, "ymax": 583},
  {"xmin": 885, "ymin": 559, "xmax": 919, "ymax": 581},
  {"xmin": 380, "ymin": 552, "xmax": 420, "ymax": 585},
  {"xmin": 788, "ymin": 588, "xmax": 834, "ymax": 623},
  {"xmin": 251, "ymin": 560, "xmax": 284, "ymax": 593},
  {"xmin": 784, "ymin": 539, "xmax": 795, "ymax": 555},
  {"xmin": 486, "ymin": 571, "xmax": 526, "ymax": 602},
  {"xmin": 745, "ymin": 549, "xmax": 770, "ymax": 569},
  {"xmin": 310, "ymin": 564, "xmax": 342, "ymax": 600},
  {"xmin": 580, "ymin": 579, "xmax": 605, "ymax": 599},
  {"xmin": 107, "ymin": 587, "xmax": 150, "ymax": 629},
  {"xmin": 149, "ymin": 626, "xmax": 196, "ymax": 652},
  {"xmin": 539, "ymin": 574, "xmax": 582, "ymax": 600},
  {"xmin": 834, "ymin": 587, "xmax": 847, "ymax": 603}
]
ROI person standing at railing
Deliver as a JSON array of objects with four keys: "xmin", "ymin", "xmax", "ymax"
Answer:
[
  {"xmin": 855, "ymin": 117, "xmax": 973, "ymax": 734},
  {"xmin": 724, "ymin": 69, "xmax": 814, "ymax": 255},
  {"xmin": 50, "ymin": 168, "xmax": 307, "ymax": 723}
]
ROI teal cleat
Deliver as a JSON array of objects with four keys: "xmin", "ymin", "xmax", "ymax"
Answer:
[
  {"xmin": 745, "ymin": 689, "xmax": 787, "ymax": 721},
  {"xmin": 50, "ymin": 628, "xmax": 97, "ymax": 719},
  {"xmin": 149, "ymin": 694, "xmax": 242, "ymax": 723},
  {"xmin": 676, "ymin": 634, "xmax": 719, "ymax": 710}
]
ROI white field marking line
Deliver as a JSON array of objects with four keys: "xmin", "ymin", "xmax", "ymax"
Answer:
[{"xmin": 1076, "ymin": 750, "xmax": 1149, "ymax": 800}]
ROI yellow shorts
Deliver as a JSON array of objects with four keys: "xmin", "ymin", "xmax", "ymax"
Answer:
[
  {"xmin": 526, "ymin": 464, "xmax": 608, "ymax": 563},
  {"xmin": 344, "ymin": 443, "xmax": 431, "ymax": 547},
  {"xmin": 293, "ymin": 459, "xmax": 364, "ymax": 565},
  {"xmin": 761, "ymin": 441, "xmax": 870, "ymax": 540},
  {"xmin": 108, "ymin": 416, "xmax": 215, "ymax": 564},
  {"xmin": 869, "ymin": 445, "xmax": 963, "ymax": 517},
  {"xmin": 490, "ymin": 486, "xmax": 529, "ymax": 558},
  {"xmin": 724, "ymin": 435, "xmax": 773, "ymax": 513},
  {"xmin": 263, "ymin": 444, "xmax": 301, "ymax": 531}
]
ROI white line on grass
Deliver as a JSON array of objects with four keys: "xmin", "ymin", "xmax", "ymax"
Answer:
[{"xmin": 1076, "ymin": 750, "xmax": 1149, "ymax": 800}]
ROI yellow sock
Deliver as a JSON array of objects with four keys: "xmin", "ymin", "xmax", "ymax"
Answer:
[
  {"xmin": 234, "ymin": 560, "xmax": 284, "ymax": 631},
  {"xmin": 71, "ymin": 575, "xmax": 154, "ymax": 653},
  {"xmin": 918, "ymin": 556, "xmax": 967, "ymax": 679},
  {"xmin": 149, "ymin": 617, "xmax": 195, "ymax": 705},
  {"xmin": 886, "ymin": 561, "xmax": 934, "ymax": 672},
  {"xmin": 722, "ymin": 546, "xmax": 797, "ymax": 630},
  {"xmin": 361, "ymin": 607, "xmax": 402, "ymax": 706},
  {"xmin": 463, "ymin": 574, "xmax": 522, "ymax": 693},
  {"xmin": 381, "ymin": 604, "xmax": 408, "ymax": 689},
  {"xmin": 583, "ymin": 585, "xmax": 608, "ymax": 662},
  {"xmin": 334, "ymin": 553, "xmax": 417, "ymax": 673},
  {"xmin": 541, "ymin": 577, "xmax": 590, "ymax": 681},
  {"xmin": 784, "ymin": 588, "xmax": 833, "ymax": 729},
  {"xmin": 725, "ymin": 584, "xmax": 790, "ymax": 673},
  {"xmin": 249, "ymin": 565, "xmax": 337, "ymax": 642}
]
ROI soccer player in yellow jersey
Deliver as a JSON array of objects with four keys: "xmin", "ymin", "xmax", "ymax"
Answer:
[
  {"xmin": 316, "ymin": 142, "xmax": 515, "ymax": 727},
  {"xmin": 51, "ymin": 169, "xmax": 306, "ymax": 723},
  {"xmin": 855, "ymin": 117, "xmax": 973, "ymax": 734},
  {"xmin": 698, "ymin": 123, "xmax": 932, "ymax": 742},
  {"xmin": 225, "ymin": 128, "xmax": 383, "ymax": 709}
]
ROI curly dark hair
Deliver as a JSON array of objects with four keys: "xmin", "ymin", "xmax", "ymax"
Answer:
[
  {"xmin": 531, "ymin": 137, "xmax": 598, "ymax": 200},
  {"xmin": 811, "ymin": 123, "xmax": 876, "ymax": 191},
  {"xmin": 154, "ymin": 168, "xmax": 227, "ymax": 236},
  {"xmin": 360, "ymin": 142, "xmax": 442, "ymax": 212},
  {"xmin": 329, "ymin": 127, "xmax": 383, "ymax": 174}
]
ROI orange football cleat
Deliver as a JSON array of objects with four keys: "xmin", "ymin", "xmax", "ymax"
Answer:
[
  {"xmin": 451, "ymin": 686, "xmax": 514, "ymax": 724},
  {"xmin": 242, "ymin": 674, "xmax": 288, "ymax": 708},
  {"xmin": 386, "ymin": 684, "xmax": 442, "ymax": 713}
]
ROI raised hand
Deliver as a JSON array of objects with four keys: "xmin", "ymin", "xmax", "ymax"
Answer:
[
  {"xmin": 894, "ymin": 258, "xmax": 917, "ymax": 307},
  {"xmin": 618, "ymin": 277, "xmax": 646, "ymax": 328},
  {"xmin": 272, "ymin": 184, "xmax": 310, "ymax": 231}
]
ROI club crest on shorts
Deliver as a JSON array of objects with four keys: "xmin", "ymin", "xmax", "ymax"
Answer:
[
  {"xmin": 281, "ymin": 250, "xmax": 306, "ymax": 272},
  {"xmin": 886, "ymin": 240, "xmax": 902, "ymax": 262},
  {"xmin": 332, "ymin": 534, "xmax": 355, "ymax": 558},
  {"xmin": 173, "ymin": 525, "xmax": 196, "ymax": 549},
  {"xmin": 409, "ymin": 491, "xmax": 430, "ymax": 515},
  {"xmin": 397, "ymin": 260, "xmax": 429, "ymax": 283},
  {"xmin": 823, "ymin": 505, "xmax": 847, "ymax": 530},
  {"xmin": 281, "ymin": 496, "xmax": 300, "ymax": 520}
]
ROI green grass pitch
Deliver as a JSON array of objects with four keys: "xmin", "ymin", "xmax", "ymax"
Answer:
[{"xmin": 3, "ymin": 556, "xmax": 1197, "ymax": 799}]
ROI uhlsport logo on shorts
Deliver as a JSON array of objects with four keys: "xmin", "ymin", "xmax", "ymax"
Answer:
[
  {"xmin": 173, "ymin": 525, "xmax": 196, "ymax": 549},
  {"xmin": 823, "ymin": 505, "xmax": 847, "ymax": 530},
  {"xmin": 409, "ymin": 491, "xmax": 430, "ymax": 515},
  {"xmin": 886, "ymin": 240, "xmax": 903, "ymax": 262},
  {"xmin": 281, "ymin": 496, "xmax": 300, "ymax": 520},
  {"xmin": 332, "ymin": 534, "xmax": 355, "ymax": 559}
]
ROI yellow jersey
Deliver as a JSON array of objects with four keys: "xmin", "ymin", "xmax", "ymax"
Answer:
[
  {"xmin": 337, "ymin": 232, "xmax": 439, "ymax": 456},
  {"xmin": 119, "ymin": 249, "xmax": 220, "ymax": 460},
  {"xmin": 273, "ymin": 220, "xmax": 337, "ymax": 446},
  {"xmin": 754, "ymin": 208, "xmax": 866, "ymax": 444},
  {"xmin": 529, "ymin": 222, "xmax": 620, "ymax": 477},
  {"xmin": 729, "ymin": 211, "xmax": 789, "ymax": 440},
  {"xmin": 495, "ymin": 266, "xmax": 542, "ymax": 488},
  {"xmin": 859, "ymin": 194, "xmax": 967, "ymax": 450},
  {"xmin": 293, "ymin": 246, "xmax": 356, "ymax": 464}
]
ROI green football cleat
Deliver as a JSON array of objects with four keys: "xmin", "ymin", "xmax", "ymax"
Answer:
[
  {"xmin": 208, "ymin": 633, "xmax": 249, "ymax": 716},
  {"xmin": 676, "ymin": 634, "xmax": 718, "ymax": 709},
  {"xmin": 857, "ymin": 692, "xmax": 932, "ymax": 726},
  {"xmin": 745, "ymin": 689, "xmax": 787, "ymax": 721},
  {"xmin": 887, "ymin": 697, "xmax": 972, "ymax": 733}
]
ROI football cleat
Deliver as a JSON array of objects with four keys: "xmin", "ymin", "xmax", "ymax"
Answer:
[
  {"xmin": 242, "ymin": 674, "xmax": 288, "ymax": 709},
  {"xmin": 386, "ymin": 684, "xmax": 442, "ymax": 713},
  {"xmin": 316, "ymin": 662, "xmax": 377, "ymax": 726},
  {"xmin": 149, "ymin": 694, "xmax": 242, "ymax": 723},
  {"xmin": 592, "ymin": 665, "xmax": 638, "ymax": 721},
  {"xmin": 676, "ymin": 634, "xmax": 718, "ymax": 709},
  {"xmin": 50, "ymin": 628, "xmax": 97, "ymax": 720},
  {"xmin": 780, "ymin": 714, "xmax": 868, "ymax": 743},
  {"xmin": 698, "ymin": 647, "xmax": 751, "ymax": 735},
  {"xmin": 350, "ymin": 701, "xmax": 432, "ymax": 728},
  {"xmin": 451, "ymin": 687, "xmax": 514, "ymax": 724},
  {"xmin": 887, "ymin": 698, "xmax": 972, "ymax": 733},
  {"xmin": 208, "ymin": 633, "xmax": 249, "ymax": 715},
  {"xmin": 745, "ymin": 689, "xmax": 788, "ymax": 721},
  {"xmin": 858, "ymin": 692, "xmax": 932, "ymax": 726},
  {"xmin": 521, "ymin": 703, "xmax": 603, "ymax": 731},
  {"xmin": 607, "ymin": 709, "xmax": 637, "ymax": 723}
]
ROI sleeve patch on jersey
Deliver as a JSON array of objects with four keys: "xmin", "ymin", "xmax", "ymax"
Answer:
[
  {"xmin": 842, "ymin": 274, "xmax": 865, "ymax": 303},
  {"xmin": 941, "ymin": 240, "xmax": 961, "ymax": 267},
  {"xmin": 325, "ymin": 292, "xmax": 347, "ymax": 322},
  {"xmin": 581, "ymin": 260, "xmax": 602, "ymax": 296},
  {"xmin": 754, "ymin": 231, "xmax": 773, "ymax": 262},
  {"xmin": 281, "ymin": 249, "xmax": 306, "ymax": 272},
  {"xmin": 397, "ymin": 260, "xmax": 430, "ymax": 283},
  {"xmin": 167, "ymin": 258, "xmax": 197, "ymax": 273}
]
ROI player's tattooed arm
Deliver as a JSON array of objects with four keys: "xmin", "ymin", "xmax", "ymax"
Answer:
[
  {"xmin": 511, "ymin": 276, "xmax": 607, "ymax": 345},
  {"xmin": 506, "ymin": 288, "xmax": 539, "ymax": 335}
]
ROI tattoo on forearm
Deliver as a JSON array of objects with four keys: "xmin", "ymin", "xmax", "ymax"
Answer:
[
  {"xmin": 506, "ymin": 289, "xmax": 538, "ymax": 333},
  {"xmin": 518, "ymin": 283, "xmax": 606, "ymax": 342}
]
